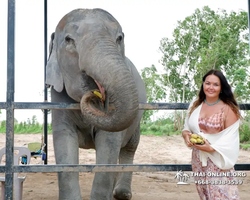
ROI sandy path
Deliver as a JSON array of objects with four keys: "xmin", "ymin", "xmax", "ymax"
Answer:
[{"xmin": 0, "ymin": 133, "xmax": 249, "ymax": 199}]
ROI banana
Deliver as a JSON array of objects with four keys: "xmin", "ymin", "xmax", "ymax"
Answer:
[
  {"xmin": 196, "ymin": 138, "xmax": 203, "ymax": 144},
  {"xmin": 190, "ymin": 134, "xmax": 205, "ymax": 144},
  {"xmin": 190, "ymin": 138, "xmax": 197, "ymax": 144},
  {"xmin": 191, "ymin": 134, "xmax": 198, "ymax": 139},
  {"xmin": 93, "ymin": 91, "xmax": 102, "ymax": 99}
]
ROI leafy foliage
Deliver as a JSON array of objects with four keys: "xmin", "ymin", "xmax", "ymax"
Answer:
[
  {"xmin": 140, "ymin": 6, "xmax": 250, "ymax": 137},
  {"xmin": 140, "ymin": 65, "xmax": 166, "ymax": 122},
  {"xmin": 0, "ymin": 115, "xmax": 52, "ymax": 134},
  {"xmin": 239, "ymin": 122, "xmax": 250, "ymax": 143},
  {"xmin": 140, "ymin": 115, "xmax": 180, "ymax": 136},
  {"xmin": 159, "ymin": 6, "xmax": 250, "ymax": 103}
]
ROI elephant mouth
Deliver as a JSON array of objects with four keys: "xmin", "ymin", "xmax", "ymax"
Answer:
[
  {"xmin": 94, "ymin": 80, "xmax": 106, "ymax": 102},
  {"xmin": 87, "ymin": 80, "xmax": 115, "ymax": 112},
  {"xmin": 80, "ymin": 88, "xmax": 115, "ymax": 120}
]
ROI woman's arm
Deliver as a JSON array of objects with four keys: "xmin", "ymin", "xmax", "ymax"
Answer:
[
  {"xmin": 183, "ymin": 131, "xmax": 214, "ymax": 151},
  {"xmin": 224, "ymin": 105, "xmax": 238, "ymax": 128},
  {"xmin": 182, "ymin": 131, "xmax": 193, "ymax": 147},
  {"xmin": 193, "ymin": 139, "xmax": 215, "ymax": 152}
]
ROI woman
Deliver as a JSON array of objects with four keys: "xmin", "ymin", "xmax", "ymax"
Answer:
[{"xmin": 182, "ymin": 69, "xmax": 241, "ymax": 200}]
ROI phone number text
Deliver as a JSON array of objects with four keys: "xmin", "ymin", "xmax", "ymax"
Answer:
[{"xmin": 194, "ymin": 180, "xmax": 243, "ymax": 185}]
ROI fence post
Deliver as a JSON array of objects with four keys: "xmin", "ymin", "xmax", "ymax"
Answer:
[
  {"xmin": 43, "ymin": 0, "xmax": 48, "ymax": 165},
  {"xmin": 5, "ymin": 0, "xmax": 16, "ymax": 199}
]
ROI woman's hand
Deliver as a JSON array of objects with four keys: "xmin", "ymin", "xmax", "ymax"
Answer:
[
  {"xmin": 182, "ymin": 131, "xmax": 193, "ymax": 147},
  {"xmin": 193, "ymin": 139, "xmax": 215, "ymax": 152}
]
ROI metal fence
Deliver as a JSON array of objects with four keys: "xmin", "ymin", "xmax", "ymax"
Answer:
[{"xmin": 1, "ymin": 0, "xmax": 250, "ymax": 199}]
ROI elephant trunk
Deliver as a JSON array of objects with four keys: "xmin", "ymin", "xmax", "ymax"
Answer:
[{"xmin": 79, "ymin": 38, "xmax": 138, "ymax": 132}]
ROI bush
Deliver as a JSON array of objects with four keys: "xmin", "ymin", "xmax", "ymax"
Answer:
[
  {"xmin": 0, "ymin": 116, "xmax": 53, "ymax": 134},
  {"xmin": 140, "ymin": 124, "xmax": 148, "ymax": 133},
  {"xmin": 163, "ymin": 124, "xmax": 175, "ymax": 131},
  {"xmin": 168, "ymin": 130, "xmax": 182, "ymax": 136},
  {"xmin": 154, "ymin": 118, "xmax": 174, "ymax": 126},
  {"xmin": 149, "ymin": 125, "xmax": 160, "ymax": 132},
  {"xmin": 160, "ymin": 127, "xmax": 169, "ymax": 135},
  {"xmin": 239, "ymin": 122, "xmax": 250, "ymax": 143},
  {"xmin": 240, "ymin": 143, "xmax": 250, "ymax": 150}
]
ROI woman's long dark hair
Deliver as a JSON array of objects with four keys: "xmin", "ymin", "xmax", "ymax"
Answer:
[{"xmin": 189, "ymin": 69, "xmax": 240, "ymax": 118}]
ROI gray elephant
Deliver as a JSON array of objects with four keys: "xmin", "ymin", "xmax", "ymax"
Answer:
[{"xmin": 46, "ymin": 8, "xmax": 147, "ymax": 200}]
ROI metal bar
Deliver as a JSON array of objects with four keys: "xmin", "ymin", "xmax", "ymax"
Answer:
[
  {"xmin": 0, "ymin": 163, "xmax": 249, "ymax": 173},
  {"xmin": 0, "ymin": 102, "xmax": 7, "ymax": 109},
  {"xmin": 13, "ymin": 102, "xmax": 80, "ymax": 110},
  {"xmin": 234, "ymin": 163, "xmax": 250, "ymax": 170},
  {"xmin": 139, "ymin": 103, "xmax": 189, "ymax": 110},
  {"xmin": 43, "ymin": 0, "xmax": 48, "ymax": 164},
  {"xmin": 248, "ymin": 0, "xmax": 250, "ymax": 54},
  {"xmin": 5, "ymin": 0, "xmax": 16, "ymax": 199},
  {"xmin": 0, "ymin": 102, "xmax": 248, "ymax": 110},
  {"xmin": 239, "ymin": 103, "xmax": 250, "ymax": 110},
  {"xmin": 13, "ymin": 164, "xmax": 193, "ymax": 173}
]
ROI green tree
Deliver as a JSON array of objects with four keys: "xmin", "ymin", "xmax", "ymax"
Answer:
[
  {"xmin": 159, "ymin": 6, "xmax": 249, "ymax": 130},
  {"xmin": 141, "ymin": 65, "xmax": 166, "ymax": 122},
  {"xmin": 159, "ymin": 6, "xmax": 249, "ymax": 103}
]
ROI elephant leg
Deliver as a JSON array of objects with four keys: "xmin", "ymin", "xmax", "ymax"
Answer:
[
  {"xmin": 53, "ymin": 127, "xmax": 81, "ymax": 200},
  {"xmin": 90, "ymin": 131, "xmax": 122, "ymax": 200},
  {"xmin": 113, "ymin": 128, "xmax": 140, "ymax": 200}
]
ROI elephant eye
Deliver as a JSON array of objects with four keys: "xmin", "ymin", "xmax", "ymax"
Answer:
[
  {"xmin": 116, "ymin": 35, "xmax": 123, "ymax": 44},
  {"xmin": 65, "ymin": 35, "xmax": 75, "ymax": 45}
]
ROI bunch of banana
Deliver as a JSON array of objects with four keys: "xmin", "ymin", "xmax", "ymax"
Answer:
[{"xmin": 190, "ymin": 134, "xmax": 205, "ymax": 145}]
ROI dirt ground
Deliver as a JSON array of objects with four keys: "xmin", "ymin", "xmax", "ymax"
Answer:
[{"xmin": 0, "ymin": 133, "xmax": 250, "ymax": 200}]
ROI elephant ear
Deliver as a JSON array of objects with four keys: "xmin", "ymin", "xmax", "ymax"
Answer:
[{"xmin": 46, "ymin": 32, "xmax": 64, "ymax": 92}]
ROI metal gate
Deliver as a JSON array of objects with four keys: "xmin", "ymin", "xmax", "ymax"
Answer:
[{"xmin": 1, "ymin": 0, "xmax": 250, "ymax": 199}]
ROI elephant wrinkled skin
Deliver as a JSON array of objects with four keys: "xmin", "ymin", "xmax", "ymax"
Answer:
[{"xmin": 46, "ymin": 8, "xmax": 147, "ymax": 200}]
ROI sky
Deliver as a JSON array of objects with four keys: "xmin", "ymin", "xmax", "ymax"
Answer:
[{"xmin": 0, "ymin": 0, "xmax": 248, "ymax": 123}]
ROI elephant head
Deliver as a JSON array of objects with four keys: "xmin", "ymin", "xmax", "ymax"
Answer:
[{"xmin": 46, "ymin": 8, "xmax": 139, "ymax": 132}]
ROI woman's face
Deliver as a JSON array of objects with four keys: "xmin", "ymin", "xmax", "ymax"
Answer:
[{"xmin": 203, "ymin": 74, "xmax": 221, "ymax": 99}]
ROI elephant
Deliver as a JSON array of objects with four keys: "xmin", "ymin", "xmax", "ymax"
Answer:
[{"xmin": 45, "ymin": 8, "xmax": 147, "ymax": 200}]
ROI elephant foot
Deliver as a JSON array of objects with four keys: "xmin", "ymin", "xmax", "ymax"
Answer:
[{"xmin": 113, "ymin": 186, "xmax": 132, "ymax": 200}]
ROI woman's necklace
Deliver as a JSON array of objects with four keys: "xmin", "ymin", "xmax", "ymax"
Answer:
[{"xmin": 204, "ymin": 98, "xmax": 220, "ymax": 106}]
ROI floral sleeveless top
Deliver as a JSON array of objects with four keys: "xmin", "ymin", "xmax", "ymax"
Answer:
[{"xmin": 198, "ymin": 106, "xmax": 226, "ymax": 134}]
